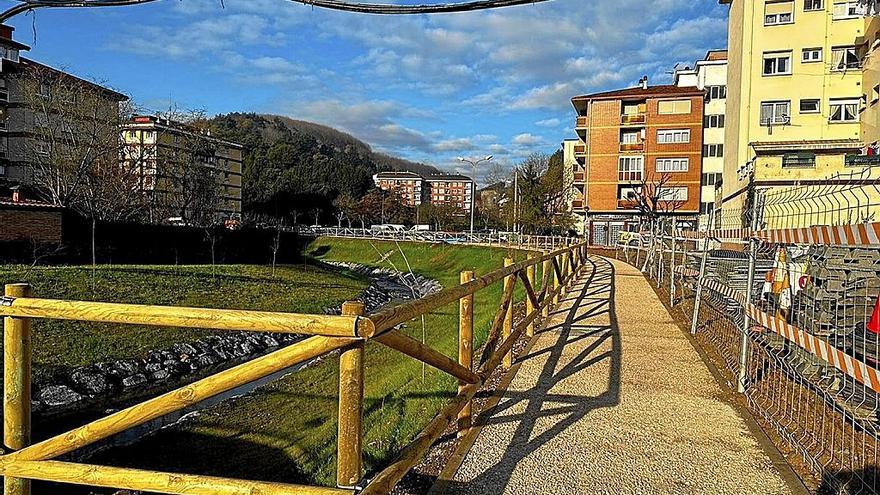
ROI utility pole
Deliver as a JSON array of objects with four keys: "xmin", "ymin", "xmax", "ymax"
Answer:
[{"xmin": 457, "ymin": 155, "xmax": 493, "ymax": 234}]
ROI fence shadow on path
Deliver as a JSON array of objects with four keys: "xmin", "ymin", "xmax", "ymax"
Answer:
[{"xmin": 442, "ymin": 256, "xmax": 622, "ymax": 495}]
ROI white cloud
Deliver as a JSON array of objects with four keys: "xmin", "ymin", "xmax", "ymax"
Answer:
[
  {"xmin": 512, "ymin": 133, "xmax": 543, "ymax": 146},
  {"xmin": 535, "ymin": 118, "xmax": 561, "ymax": 128}
]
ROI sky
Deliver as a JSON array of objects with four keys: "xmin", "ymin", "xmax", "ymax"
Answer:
[{"xmin": 4, "ymin": 0, "xmax": 729, "ymax": 183}]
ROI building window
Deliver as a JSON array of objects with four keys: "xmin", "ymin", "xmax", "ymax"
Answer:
[
  {"xmin": 802, "ymin": 47, "xmax": 823, "ymax": 62},
  {"xmin": 804, "ymin": 0, "xmax": 823, "ymax": 10},
  {"xmin": 707, "ymin": 85, "xmax": 727, "ymax": 100},
  {"xmin": 657, "ymin": 99, "xmax": 692, "ymax": 115},
  {"xmin": 618, "ymin": 186, "xmax": 640, "ymax": 201},
  {"xmin": 618, "ymin": 156, "xmax": 644, "ymax": 181},
  {"xmin": 760, "ymin": 101, "xmax": 792, "ymax": 125},
  {"xmin": 657, "ymin": 129, "xmax": 690, "ymax": 144},
  {"xmin": 763, "ymin": 51, "xmax": 792, "ymax": 75},
  {"xmin": 831, "ymin": 46, "xmax": 863, "ymax": 70},
  {"xmin": 800, "ymin": 99, "xmax": 821, "ymax": 113},
  {"xmin": 782, "ymin": 152, "xmax": 817, "ymax": 167},
  {"xmin": 700, "ymin": 202, "xmax": 715, "ymax": 215},
  {"xmin": 832, "ymin": 1, "xmax": 867, "ymax": 19},
  {"xmin": 704, "ymin": 114, "xmax": 725, "ymax": 128},
  {"xmin": 0, "ymin": 164, "xmax": 5, "ymax": 176},
  {"xmin": 656, "ymin": 158, "xmax": 689, "ymax": 172},
  {"xmin": 0, "ymin": 88, "xmax": 8, "ymax": 103},
  {"xmin": 829, "ymin": 98, "xmax": 860, "ymax": 122},
  {"xmin": 765, "ymin": 1, "xmax": 794, "ymax": 25},
  {"xmin": 701, "ymin": 172, "xmax": 722, "ymax": 186},
  {"xmin": 703, "ymin": 144, "xmax": 725, "ymax": 157},
  {"xmin": 621, "ymin": 131, "xmax": 641, "ymax": 144},
  {"xmin": 659, "ymin": 187, "xmax": 688, "ymax": 202}
]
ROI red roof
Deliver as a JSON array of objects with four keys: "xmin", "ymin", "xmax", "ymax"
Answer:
[
  {"xmin": 0, "ymin": 198, "xmax": 63, "ymax": 209},
  {"xmin": 572, "ymin": 84, "xmax": 705, "ymax": 102}
]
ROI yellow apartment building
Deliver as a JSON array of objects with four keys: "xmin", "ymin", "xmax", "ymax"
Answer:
[
  {"xmin": 721, "ymin": 0, "xmax": 871, "ymax": 229},
  {"xmin": 122, "ymin": 115, "xmax": 243, "ymax": 223}
]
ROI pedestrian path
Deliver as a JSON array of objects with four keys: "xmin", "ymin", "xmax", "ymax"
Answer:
[{"xmin": 447, "ymin": 256, "xmax": 795, "ymax": 495}]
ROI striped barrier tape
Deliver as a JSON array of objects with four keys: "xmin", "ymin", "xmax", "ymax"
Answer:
[
  {"xmin": 677, "ymin": 222, "xmax": 880, "ymax": 246},
  {"xmin": 694, "ymin": 276, "xmax": 880, "ymax": 395},
  {"xmin": 674, "ymin": 266, "xmax": 699, "ymax": 277},
  {"xmin": 745, "ymin": 303, "xmax": 880, "ymax": 395}
]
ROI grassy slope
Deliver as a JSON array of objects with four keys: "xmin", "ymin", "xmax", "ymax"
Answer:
[
  {"xmin": 96, "ymin": 239, "xmax": 541, "ymax": 487},
  {"xmin": 0, "ymin": 264, "xmax": 367, "ymax": 369}
]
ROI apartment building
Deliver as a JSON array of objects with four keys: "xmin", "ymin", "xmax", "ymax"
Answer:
[
  {"xmin": 720, "ymin": 0, "xmax": 868, "ymax": 228},
  {"xmin": 122, "ymin": 115, "xmax": 243, "ymax": 222},
  {"xmin": 0, "ymin": 25, "xmax": 127, "ymax": 189},
  {"xmin": 674, "ymin": 50, "xmax": 729, "ymax": 229},
  {"xmin": 373, "ymin": 171, "xmax": 425, "ymax": 207},
  {"xmin": 562, "ymin": 139, "xmax": 586, "ymax": 233},
  {"xmin": 862, "ymin": 14, "xmax": 880, "ymax": 148},
  {"xmin": 570, "ymin": 80, "xmax": 705, "ymax": 245},
  {"xmin": 425, "ymin": 174, "xmax": 474, "ymax": 213}
]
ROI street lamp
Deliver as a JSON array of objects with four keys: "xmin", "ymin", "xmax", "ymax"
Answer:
[{"xmin": 457, "ymin": 155, "xmax": 493, "ymax": 234}]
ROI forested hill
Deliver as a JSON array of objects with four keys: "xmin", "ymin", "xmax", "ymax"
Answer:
[{"xmin": 209, "ymin": 113, "xmax": 438, "ymax": 220}]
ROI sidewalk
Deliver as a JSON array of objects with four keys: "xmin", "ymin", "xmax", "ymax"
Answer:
[{"xmin": 446, "ymin": 256, "xmax": 795, "ymax": 495}]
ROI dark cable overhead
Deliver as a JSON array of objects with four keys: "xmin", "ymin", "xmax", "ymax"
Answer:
[{"xmin": 0, "ymin": 0, "xmax": 553, "ymax": 22}]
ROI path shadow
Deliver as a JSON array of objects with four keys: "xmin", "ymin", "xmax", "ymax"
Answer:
[{"xmin": 439, "ymin": 256, "xmax": 622, "ymax": 494}]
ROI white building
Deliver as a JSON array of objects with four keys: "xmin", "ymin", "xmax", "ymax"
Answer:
[{"xmin": 674, "ymin": 50, "xmax": 728, "ymax": 229}]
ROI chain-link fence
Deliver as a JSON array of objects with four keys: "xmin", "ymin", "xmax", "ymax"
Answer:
[{"xmin": 607, "ymin": 169, "xmax": 880, "ymax": 493}]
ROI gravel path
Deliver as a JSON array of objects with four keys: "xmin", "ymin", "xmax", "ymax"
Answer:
[{"xmin": 448, "ymin": 256, "xmax": 792, "ymax": 495}]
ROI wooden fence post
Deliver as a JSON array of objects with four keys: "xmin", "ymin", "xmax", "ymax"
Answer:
[
  {"xmin": 458, "ymin": 271, "xmax": 474, "ymax": 436},
  {"xmin": 553, "ymin": 254, "xmax": 561, "ymax": 306},
  {"xmin": 503, "ymin": 258, "xmax": 515, "ymax": 369},
  {"xmin": 4, "ymin": 283, "xmax": 32, "ymax": 495},
  {"xmin": 337, "ymin": 301, "xmax": 365, "ymax": 489},
  {"xmin": 542, "ymin": 254, "xmax": 551, "ymax": 318},
  {"xmin": 526, "ymin": 262, "xmax": 536, "ymax": 338}
]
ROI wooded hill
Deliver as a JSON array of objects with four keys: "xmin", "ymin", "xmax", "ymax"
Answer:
[{"xmin": 209, "ymin": 113, "xmax": 438, "ymax": 221}]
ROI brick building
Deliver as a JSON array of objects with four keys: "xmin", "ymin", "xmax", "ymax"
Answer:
[
  {"xmin": 373, "ymin": 171, "xmax": 425, "ymax": 207},
  {"xmin": 570, "ymin": 80, "xmax": 705, "ymax": 245},
  {"xmin": 0, "ymin": 191, "xmax": 62, "ymax": 243},
  {"xmin": 373, "ymin": 171, "xmax": 474, "ymax": 213}
]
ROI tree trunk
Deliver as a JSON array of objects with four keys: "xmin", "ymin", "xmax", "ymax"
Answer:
[{"xmin": 91, "ymin": 217, "xmax": 97, "ymax": 295}]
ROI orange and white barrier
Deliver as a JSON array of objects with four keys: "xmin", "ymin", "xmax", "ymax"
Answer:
[{"xmin": 679, "ymin": 222, "xmax": 880, "ymax": 246}]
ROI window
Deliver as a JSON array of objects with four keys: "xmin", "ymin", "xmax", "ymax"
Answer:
[
  {"xmin": 35, "ymin": 141, "xmax": 50, "ymax": 156},
  {"xmin": 703, "ymin": 144, "xmax": 724, "ymax": 157},
  {"xmin": 802, "ymin": 47, "xmax": 823, "ymax": 62},
  {"xmin": 621, "ymin": 131, "xmax": 641, "ymax": 144},
  {"xmin": 700, "ymin": 202, "xmax": 716, "ymax": 215},
  {"xmin": 782, "ymin": 152, "xmax": 817, "ymax": 167},
  {"xmin": 37, "ymin": 83, "xmax": 50, "ymax": 99},
  {"xmin": 707, "ymin": 85, "xmax": 727, "ymax": 100},
  {"xmin": 800, "ymin": 99, "xmax": 820, "ymax": 113},
  {"xmin": 0, "ymin": 88, "xmax": 7, "ymax": 103},
  {"xmin": 765, "ymin": 1, "xmax": 794, "ymax": 25},
  {"xmin": 657, "ymin": 129, "xmax": 690, "ymax": 144},
  {"xmin": 760, "ymin": 101, "xmax": 791, "ymax": 125},
  {"xmin": 657, "ymin": 99, "xmax": 692, "ymax": 115},
  {"xmin": 804, "ymin": 0, "xmax": 823, "ymax": 10},
  {"xmin": 704, "ymin": 114, "xmax": 725, "ymax": 128},
  {"xmin": 618, "ymin": 156, "xmax": 644, "ymax": 181},
  {"xmin": 618, "ymin": 186, "xmax": 640, "ymax": 201},
  {"xmin": 829, "ymin": 98, "xmax": 860, "ymax": 122},
  {"xmin": 831, "ymin": 46, "xmax": 863, "ymax": 70},
  {"xmin": 763, "ymin": 51, "xmax": 792, "ymax": 75},
  {"xmin": 0, "ymin": 164, "xmax": 5, "ymax": 176},
  {"xmin": 658, "ymin": 187, "xmax": 688, "ymax": 202},
  {"xmin": 832, "ymin": 1, "xmax": 866, "ymax": 19},
  {"xmin": 656, "ymin": 158, "xmax": 689, "ymax": 172},
  {"xmin": 701, "ymin": 173, "xmax": 722, "ymax": 186}
]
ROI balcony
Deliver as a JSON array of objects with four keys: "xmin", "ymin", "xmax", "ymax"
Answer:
[
  {"xmin": 576, "ymin": 116, "xmax": 589, "ymax": 128},
  {"xmin": 619, "ymin": 142, "xmax": 645, "ymax": 153},
  {"xmin": 618, "ymin": 199, "xmax": 640, "ymax": 210},
  {"xmin": 574, "ymin": 144, "xmax": 587, "ymax": 156},
  {"xmin": 573, "ymin": 171, "xmax": 585, "ymax": 182},
  {"xmin": 621, "ymin": 113, "xmax": 647, "ymax": 125},
  {"xmin": 618, "ymin": 171, "xmax": 643, "ymax": 182},
  {"xmin": 572, "ymin": 199, "xmax": 585, "ymax": 210}
]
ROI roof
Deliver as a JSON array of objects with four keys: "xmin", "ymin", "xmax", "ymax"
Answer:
[
  {"xmin": 572, "ymin": 84, "xmax": 705, "ymax": 102},
  {"xmin": 750, "ymin": 139, "xmax": 863, "ymax": 153},
  {"xmin": 20, "ymin": 58, "xmax": 128, "ymax": 101},
  {"xmin": 125, "ymin": 115, "xmax": 244, "ymax": 150},
  {"xmin": 374, "ymin": 171, "xmax": 423, "ymax": 180},
  {"xmin": 0, "ymin": 198, "xmax": 63, "ymax": 210},
  {"xmin": 425, "ymin": 174, "xmax": 473, "ymax": 182},
  {"xmin": 705, "ymin": 50, "xmax": 728, "ymax": 61}
]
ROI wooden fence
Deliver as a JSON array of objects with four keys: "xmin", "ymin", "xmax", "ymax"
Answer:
[{"xmin": 0, "ymin": 241, "xmax": 589, "ymax": 495}]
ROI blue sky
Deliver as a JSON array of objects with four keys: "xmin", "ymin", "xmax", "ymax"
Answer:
[{"xmin": 4, "ymin": 0, "xmax": 728, "ymax": 182}]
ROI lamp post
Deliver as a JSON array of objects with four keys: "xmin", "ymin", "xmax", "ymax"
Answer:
[{"xmin": 457, "ymin": 155, "xmax": 493, "ymax": 234}]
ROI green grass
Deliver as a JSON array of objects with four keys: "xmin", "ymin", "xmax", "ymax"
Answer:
[
  {"xmin": 0, "ymin": 264, "xmax": 367, "ymax": 369},
  {"xmin": 94, "ymin": 239, "xmax": 542, "ymax": 487}
]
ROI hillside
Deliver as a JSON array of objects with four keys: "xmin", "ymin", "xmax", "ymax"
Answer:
[{"xmin": 209, "ymin": 113, "xmax": 438, "ymax": 221}]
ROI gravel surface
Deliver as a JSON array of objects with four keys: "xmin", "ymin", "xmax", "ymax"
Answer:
[{"xmin": 448, "ymin": 256, "xmax": 792, "ymax": 495}]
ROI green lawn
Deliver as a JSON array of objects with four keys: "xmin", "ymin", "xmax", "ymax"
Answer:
[
  {"xmin": 0, "ymin": 264, "xmax": 367, "ymax": 369},
  {"xmin": 94, "ymin": 239, "xmax": 543, "ymax": 487}
]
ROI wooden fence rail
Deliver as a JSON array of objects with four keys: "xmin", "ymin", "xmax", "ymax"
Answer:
[{"xmin": 0, "ymin": 241, "xmax": 589, "ymax": 495}]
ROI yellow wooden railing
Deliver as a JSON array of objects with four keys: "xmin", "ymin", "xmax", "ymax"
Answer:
[{"xmin": 0, "ymin": 241, "xmax": 589, "ymax": 495}]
